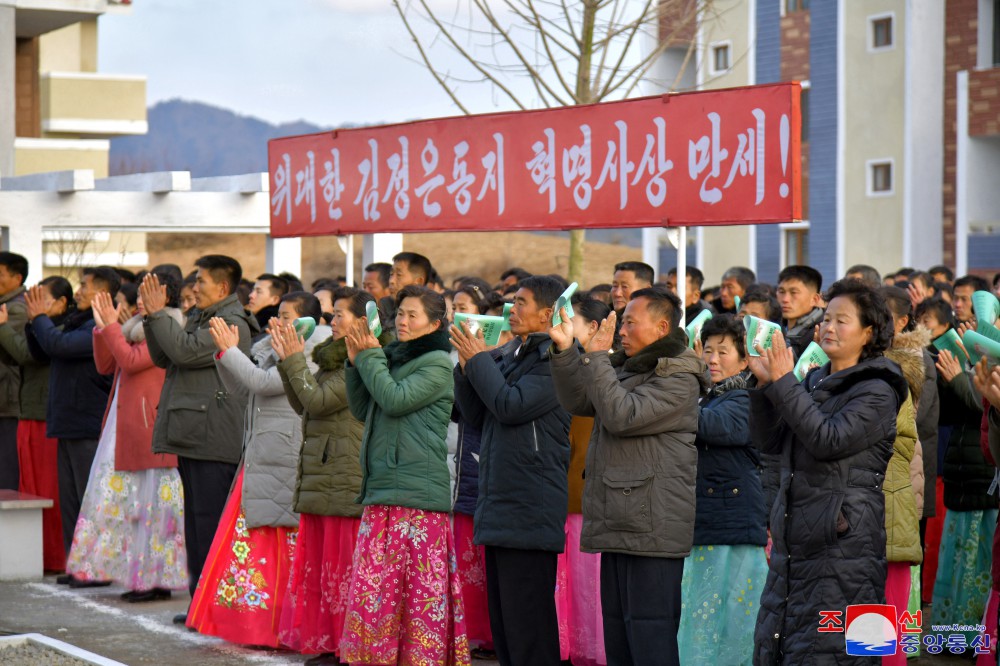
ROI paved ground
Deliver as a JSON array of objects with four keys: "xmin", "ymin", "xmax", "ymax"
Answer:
[
  {"xmin": 0, "ymin": 575, "xmax": 498, "ymax": 665},
  {"xmin": 0, "ymin": 575, "xmax": 978, "ymax": 665}
]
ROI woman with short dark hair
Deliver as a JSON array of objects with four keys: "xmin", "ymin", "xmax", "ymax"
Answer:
[
  {"xmin": 339, "ymin": 285, "xmax": 469, "ymax": 664},
  {"xmin": 677, "ymin": 314, "xmax": 767, "ymax": 664},
  {"xmin": 748, "ymin": 279, "xmax": 907, "ymax": 664}
]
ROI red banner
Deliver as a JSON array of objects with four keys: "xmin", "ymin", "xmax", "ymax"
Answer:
[{"xmin": 268, "ymin": 83, "xmax": 801, "ymax": 237}]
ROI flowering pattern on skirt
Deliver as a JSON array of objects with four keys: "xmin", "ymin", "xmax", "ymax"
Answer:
[
  {"xmin": 340, "ymin": 505, "xmax": 470, "ymax": 666},
  {"xmin": 213, "ymin": 513, "xmax": 296, "ymax": 612},
  {"xmin": 678, "ymin": 544, "xmax": 768, "ymax": 666},
  {"xmin": 932, "ymin": 509, "xmax": 997, "ymax": 637},
  {"xmin": 277, "ymin": 513, "xmax": 359, "ymax": 655},
  {"xmin": 66, "ymin": 389, "xmax": 188, "ymax": 591}
]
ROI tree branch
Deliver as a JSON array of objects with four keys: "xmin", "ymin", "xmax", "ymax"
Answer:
[{"xmin": 391, "ymin": 0, "xmax": 471, "ymax": 114}]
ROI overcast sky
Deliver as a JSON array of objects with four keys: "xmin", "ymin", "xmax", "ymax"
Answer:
[{"xmin": 98, "ymin": 0, "xmax": 655, "ymax": 128}]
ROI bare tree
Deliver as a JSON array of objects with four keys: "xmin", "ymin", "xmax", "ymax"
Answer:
[{"xmin": 393, "ymin": 0, "xmax": 702, "ymax": 283}]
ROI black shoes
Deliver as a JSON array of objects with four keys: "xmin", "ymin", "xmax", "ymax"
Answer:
[
  {"xmin": 304, "ymin": 654, "xmax": 342, "ymax": 665},
  {"xmin": 55, "ymin": 574, "xmax": 72, "ymax": 585},
  {"xmin": 172, "ymin": 613, "xmax": 188, "ymax": 625},
  {"xmin": 67, "ymin": 577, "xmax": 111, "ymax": 589},
  {"xmin": 121, "ymin": 588, "xmax": 172, "ymax": 603}
]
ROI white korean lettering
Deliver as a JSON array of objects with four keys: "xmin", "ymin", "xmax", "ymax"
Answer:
[
  {"xmin": 562, "ymin": 125, "xmax": 593, "ymax": 210},
  {"xmin": 526, "ymin": 128, "xmax": 557, "ymax": 213},
  {"xmin": 595, "ymin": 121, "xmax": 636, "ymax": 210},
  {"xmin": 354, "ymin": 139, "xmax": 381, "ymax": 221},
  {"xmin": 446, "ymin": 141, "xmax": 476, "ymax": 215},
  {"xmin": 294, "ymin": 150, "xmax": 317, "ymax": 223},
  {"xmin": 382, "ymin": 137, "xmax": 411, "ymax": 219},
  {"xmin": 477, "ymin": 133, "xmax": 505, "ymax": 215},
  {"xmin": 632, "ymin": 118, "xmax": 674, "ymax": 207},
  {"xmin": 414, "ymin": 139, "xmax": 445, "ymax": 218},
  {"xmin": 688, "ymin": 112, "xmax": 729, "ymax": 204},
  {"xmin": 271, "ymin": 153, "xmax": 292, "ymax": 224},
  {"xmin": 320, "ymin": 148, "xmax": 346, "ymax": 220}
]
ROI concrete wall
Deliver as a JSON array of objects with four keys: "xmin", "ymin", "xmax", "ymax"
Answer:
[
  {"xmin": 38, "ymin": 20, "xmax": 97, "ymax": 73},
  {"xmin": 841, "ymin": 0, "xmax": 906, "ymax": 276}
]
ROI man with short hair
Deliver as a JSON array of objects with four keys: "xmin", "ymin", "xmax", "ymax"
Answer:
[
  {"xmin": 776, "ymin": 265, "xmax": 825, "ymax": 358},
  {"xmin": 665, "ymin": 265, "xmax": 715, "ymax": 323},
  {"xmin": 0, "ymin": 252, "xmax": 28, "ymax": 490},
  {"xmin": 142, "ymin": 255, "xmax": 256, "ymax": 623},
  {"xmin": 499, "ymin": 267, "xmax": 532, "ymax": 290},
  {"xmin": 26, "ymin": 266, "xmax": 119, "ymax": 576},
  {"xmin": 952, "ymin": 274, "xmax": 990, "ymax": 325},
  {"xmin": 739, "ymin": 285, "xmax": 783, "ymax": 324},
  {"xmin": 717, "ymin": 266, "xmax": 756, "ymax": 314},
  {"xmin": 247, "ymin": 273, "xmax": 288, "ymax": 336},
  {"xmin": 611, "ymin": 261, "xmax": 654, "ymax": 312},
  {"xmin": 845, "ymin": 264, "xmax": 882, "ymax": 289},
  {"xmin": 362, "ymin": 262, "xmax": 392, "ymax": 301},
  {"xmin": 451, "ymin": 274, "xmax": 571, "ymax": 666},
  {"xmin": 389, "ymin": 252, "xmax": 433, "ymax": 294},
  {"xmin": 549, "ymin": 287, "xmax": 709, "ymax": 666},
  {"xmin": 929, "ymin": 265, "xmax": 955, "ymax": 285}
]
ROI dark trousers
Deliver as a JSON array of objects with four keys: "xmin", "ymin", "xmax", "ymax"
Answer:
[
  {"xmin": 0, "ymin": 417, "xmax": 18, "ymax": 490},
  {"xmin": 600, "ymin": 552, "xmax": 684, "ymax": 666},
  {"xmin": 57, "ymin": 438, "xmax": 99, "ymax": 554},
  {"xmin": 484, "ymin": 546, "xmax": 561, "ymax": 666},
  {"xmin": 177, "ymin": 456, "xmax": 237, "ymax": 597}
]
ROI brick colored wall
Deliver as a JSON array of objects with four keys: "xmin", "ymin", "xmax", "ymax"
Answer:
[
  {"xmin": 14, "ymin": 38, "xmax": 39, "ymax": 139},
  {"xmin": 943, "ymin": 0, "xmax": 978, "ymax": 268},
  {"xmin": 659, "ymin": 0, "xmax": 698, "ymax": 45},
  {"xmin": 969, "ymin": 68, "xmax": 1000, "ymax": 136},
  {"xmin": 780, "ymin": 9, "xmax": 810, "ymax": 82}
]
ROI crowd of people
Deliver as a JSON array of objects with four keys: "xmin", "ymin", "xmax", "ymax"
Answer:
[{"xmin": 1, "ymin": 247, "xmax": 999, "ymax": 665}]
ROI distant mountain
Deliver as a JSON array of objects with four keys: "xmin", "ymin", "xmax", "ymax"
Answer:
[
  {"xmin": 109, "ymin": 99, "xmax": 332, "ymax": 178},
  {"xmin": 110, "ymin": 99, "xmax": 640, "ymax": 247}
]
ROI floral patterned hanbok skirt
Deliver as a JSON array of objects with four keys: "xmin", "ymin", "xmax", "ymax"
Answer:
[
  {"xmin": 277, "ymin": 512, "xmax": 360, "ymax": 655},
  {"xmin": 340, "ymin": 504, "xmax": 470, "ymax": 665},
  {"xmin": 187, "ymin": 469, "xmax": 297, "ymax": 647},
  {"xmin": 65, "ymin": 387, "xmax": 187, "ymax": 591}
]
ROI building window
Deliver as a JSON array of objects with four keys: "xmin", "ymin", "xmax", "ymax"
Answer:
[
  {"xmin": 994, "ymin": 0, "xmax": 1000, "ymax": 66},
  {"xmin": 780, "ymin": 223, "xmax": 810, "ymax": 267},
  {"xmin": 785, "ymin": 0, "xmax": 810, "ymax": 13},
  {"xmin": 869, "ymin": 14, "xmax": 894, "ymax": 51},
  {"xmin": 710, "ymin": 42, "xmax": 731, "ymax": 75},
  {"xmin": 867, "ymin": 160, "xmax": 894, "ymax": 196}
]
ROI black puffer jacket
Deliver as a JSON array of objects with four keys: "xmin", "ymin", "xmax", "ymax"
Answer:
[
  {"xmin": 750, "ymin": 357, "xmax": 907, "ymax": 665},
  {"xmin": 938, "ymin": 367, "xmax": 997, "ymax": 512}
]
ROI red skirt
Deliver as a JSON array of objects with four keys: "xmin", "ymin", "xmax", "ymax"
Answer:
[
  {"xmin": 17, "ymin": 419, "xmax": 64, "ymax": 573},
  {"xmin": 922, "ymin": 477, "xmax": 946, "ymax": 603},
  {"xmin": 187, "ymin": 469, "xmax": 297, "ymax": 647},
  {"xmin": 277, "ymin": 512, "xmax": 360, "ymax": 655},
  {"xmin": 453, "ymin": 512, "xmax": 492, "ymax": 650},
  {"xmin": 340, "ymin": 505, "xmax": 470, "ymax": 665}
]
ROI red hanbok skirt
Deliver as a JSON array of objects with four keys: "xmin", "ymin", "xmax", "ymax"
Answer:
[
  {"xmin": 340, "ymin": 504, "xmax": 470, "ymax": 665},
  {"xmin": 17, "ymin": 419, "xmax": 64, "ymax": 572},
  {"xmin": 187, "ymin": 470, "xmax": 297, "ymax": 647},
  {"xmin": 278, "ymin": 512, "xmax": 360, "ymax": 655}
]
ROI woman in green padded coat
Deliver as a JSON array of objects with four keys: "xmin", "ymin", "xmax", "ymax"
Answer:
[{"xmin": 339, "ymin": 284, "xmax": 470, "ymax": 666}]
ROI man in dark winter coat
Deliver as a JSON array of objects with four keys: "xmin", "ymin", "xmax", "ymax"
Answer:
[
  {"xmin": 141, "ymin": 255, "xmax": 256, "ymax": 623},
  {"xmin": 451, "ymin": 275, "xmax": 571, "ymax": 666},
  {"xmin": 0, "ymin": 252, "xmax": 28, "ymax": 490},
  {"xmin": 549, "ymin": 287, "xmax": 709, "ymax": 666},
  {"xmin": 26, "ymin": 266, "xmax": 118, "ymax": 571}
]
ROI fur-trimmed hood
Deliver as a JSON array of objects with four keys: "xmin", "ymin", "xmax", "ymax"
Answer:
[
  {"xmin": 885, "ymin": 327, "xmax": 930, "ymax": 403},
  {"xmin": 383, "ymin": 329, "xmax": 452, "ymax": 369}
]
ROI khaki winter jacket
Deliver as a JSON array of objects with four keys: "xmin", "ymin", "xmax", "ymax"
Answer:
[{"xmin": 551, "ymin": 329, "xmax": 710, "ymax": 558}]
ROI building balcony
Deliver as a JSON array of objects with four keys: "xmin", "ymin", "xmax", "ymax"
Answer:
[
  {"xmin": 40, "ymin": 71, "xmax": 147, "ymax": 136},
  {"xmin": 14, "ymin": 137, "xmax": 110, "ymax": 177},
  {"xmin": 10, "ymin": 0, "xmax": 125, "ymax": 38}
]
